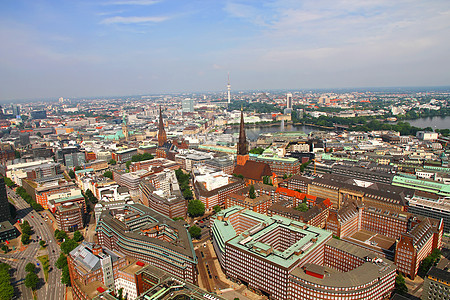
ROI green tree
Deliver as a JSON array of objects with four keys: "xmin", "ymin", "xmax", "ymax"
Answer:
[
  {"xmin": 25, "ymin": 262, "xmax": 35, "ymax": 273},
  {"xmin": 55, "ymin": 253, "xmax": 68, "ymax": 270},
  {"xmin": 118, "ymin": 288, "xmax": 124, "ymax": 300},
  {"xmin": 249, "ymin": 147, "xmax": 265, "ymax": 155},
  {"xmin": 109, "ymin": 159, "xmax": 117, "ymax": 165},
  {"xmin": 61, "ymin": 239, "xmax": 78, "ymax": 255},
  {"xmin": 126, "ymin": 161, "xmax": 132, "ymax": 169},
  {"xmin": 232, "ymin": 173, "xmax": 244, "ymax": 179},
  {"xmin": 55, "ymin": 230, "xmax": 68, "ymax": 241},
  {"xmin": 103, "ymin": 171, "xmax": 113, "ymax": 179},
  {"xmin": 248, "ymin": 185, "xmax": 256, "ymax": 199},
  {"xmin": 213, "ymin": 205, "xmax": 222, "ymax": 213},
  {"xmin": 21, "ymin": 233, "xmax": 30, "ymax": 245},
  {"xmin": 39, "ymin": 240, "xmax": 46, "ymax": 248},
  {"xmin": 14, "ymin": 150, "xmax": 21, "ymax": 159},
  {"xmin": 0, "ymin": 263, "xmax": 14, "ymax": 300},
  {"xmin": 295, "ymin": 203, "xmax": 308, "ymax": 212},
  {"xmin": 3, "ymin": 177, "xmax": 15, "ymax": 188},
  {"xmin": 24, "ymin": 272, "xmax": 39, "ymax": 290},
  {"xmin": 394, "ymin": 273, "xmax": 408, "ymax": 295},
  {"xmin": 187, "ymin": 200, "xmax": 205, "ymax": 218},
  {"xmin": 68, "ymin": 170, "xmax": 75, "ymax": 179},
  {"xmin": 73, "ymin": 230, "xmax": 84, "ymax": 242},
  {"xmin": 188, "ymin": 225, "xmax": 202, "ymax": 240},
  {"xmin": 2, "ymin": 245, "xmax": 9, "ymax": 253},
  {"xmin": 61, "ymin": 265, "xmax": 71, "ymax": 286},
  {"xmin": 20, "ymin": 221, "xmax": 32, "ymax": 235},
  {"xmin": 183, "ymin": 188, "xmax": 193, "ymax": 200}
]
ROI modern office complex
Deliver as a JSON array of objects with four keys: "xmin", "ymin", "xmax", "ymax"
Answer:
[
  {"xmin": 211, "ymin": 206, "xmax": 396, "ymax": 300},
  {"xmin": 96, "ymin": 203, "xmax": 197, "ymax": 284}
]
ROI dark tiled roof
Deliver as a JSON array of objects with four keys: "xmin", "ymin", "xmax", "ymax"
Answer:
[{"xmin": 233, "ymin": 160, "xmax": 272, "ymax": 181}]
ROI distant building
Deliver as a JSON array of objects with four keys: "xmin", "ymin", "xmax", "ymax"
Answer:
[
  {"xmin": 55, "ymin": 202, "xmax": 83, "ymax": 232},
  {"xmin": 182, "ymin": 98, "xmax": 194, "ymax": 113},
  {"xmin": 417, "ymin": 131, "xmax": 439, "ymax": 141},
  {"xmin": 65, "ymin": 152, "xmax": 86, "ymax": 168},
  {"xmin": 30, "ymin": 110, "xmax": 47, "ymax": 119}
]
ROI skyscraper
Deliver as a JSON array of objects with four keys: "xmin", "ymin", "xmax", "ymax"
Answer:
[
  {"xmin": 286, "ymin": 93, "xmax": 293, "ymax": 110},
  {"xmin": 182, "ymin": 98, "xmax": 194, "ymax": 113},
  {"xmin": 0, "ymin": 178, "xmax": 11, "ymax": 222}
]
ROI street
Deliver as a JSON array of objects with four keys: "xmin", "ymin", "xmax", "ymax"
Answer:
[{"xmin": 1, "ymin": 187, "xmax": 66, "ymax": 300}]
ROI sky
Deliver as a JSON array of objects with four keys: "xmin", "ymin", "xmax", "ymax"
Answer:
[{"xmin": 0, "ymin": 0, "xmax": 449, "ymax": 102}]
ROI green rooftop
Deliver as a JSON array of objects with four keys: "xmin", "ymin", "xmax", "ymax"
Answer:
[{"xmin": 392, "ymin": 175, "xmax": 450, "ymax": 197}]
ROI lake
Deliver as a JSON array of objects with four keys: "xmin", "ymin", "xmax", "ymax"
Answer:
[
  {"xmin": 224, "ymin": 123, "xmax": 321, "ymax": 141},
  {"xmin": 401, "ymin": 116, "xmax": 450, "ymax": 130}
]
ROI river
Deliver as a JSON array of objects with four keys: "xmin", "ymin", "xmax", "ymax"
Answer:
[
  {"xmin": 224, "ymin": 123, "xmax": 321, "ymax": 141},
  {"xmin": 401, "ymin": 116, "xmax": 450, "ymax": 130}
]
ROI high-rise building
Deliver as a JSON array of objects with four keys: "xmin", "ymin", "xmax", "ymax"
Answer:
[
  {"xmin": 227, "ymin": 72, "xmax": 231, "ymax": 104},
  {"xmin": 182, "ymin": 98, "xmax": 194, "ymax": 113},
  {"xmin": 11, "ymin": 104, "xmax": 20, "ymax": 117},
  {"xmin": 286, "ymin": 93, "xmax": 293, "ymax": 109},
  {"xmin": 0, "ymin": 178, "xmax": 11, "ymax": 222}
]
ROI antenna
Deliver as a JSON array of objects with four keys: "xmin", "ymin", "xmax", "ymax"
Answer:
[{"xmin": 227, "ymin": 72, "xmax": 231, "ymax": 104}]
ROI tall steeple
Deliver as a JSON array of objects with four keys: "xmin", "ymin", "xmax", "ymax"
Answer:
[
  {"xmin": 158, "ymin": 106, "xmax": 167, "ymax": 147},
  {"xmin": 236, "ymin": 108, "xmax": 249, "ymax": 166}
]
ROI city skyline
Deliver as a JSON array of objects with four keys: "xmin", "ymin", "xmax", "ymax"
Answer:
[{"xmin": 0, "ymin": 0, "xmax": 449, "ymax": 101}]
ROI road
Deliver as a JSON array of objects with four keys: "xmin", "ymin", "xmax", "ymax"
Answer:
[{"xmin": 1, "ymin": 187, "xmax": 66, "ymax": 300}]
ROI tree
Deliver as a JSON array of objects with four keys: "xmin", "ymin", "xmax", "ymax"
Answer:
[
  {"xmin": 36, "ymin": 132, "xmax": 43, "ymax": 138},
  {"xmin": 39, "ymin": 240, "xmax": 46, "ymax": 248},
  {"xmin": 126, "ymin": 161, "xmax": 132, "ymax": 169},
  {"xmin": 0, "ymin": 263, "xmax": 14, "ymax": 300},
  {"xmin": 394, "ymin": 273, "xmax": 408, "ymax": 295},
  {"xmin": 188, "ymin": 225, "xmax": 202, "ymax": 240},
  {"xmin": 213, "ymin": 205, "xmax": 222, "ymax": 213},
  {"xmin": 295, "ymin": 203, "xmax": 308, "ymax": 212},
  {"xmin": 55, "ymin": 230, "xmax": 68, "ymax": 242},
  {"xmin": 232, "ymin": 173, "xmax": 244, "ymax": 179},
  {"xmin": 61, "ymin": 265, "xmax": 71, "ymax": 286},
  {"xmin": 61, "ymin": 239, "xmax": 78, "ymax": 255},
  {"xmin": 118, "ymin": 288, "xmax": 124, "ymax": 300},
  {"xmin": 109, "ymin": 159, "xmax": 117, "ymax": 165},
  {"xmin": 68, "ymin": 170, "xmax": 75, "ymax": 179},
  {"xmin": 25, "ymin": 262, "xmax": 35, "ymax": 273},
  {"xmin": 248, "ymin": 185, "xmax": 256, "ymax": 199},
  {"xmin": 187, "ymin": 200, "xmax": 205, "ymax": 218},
  {"xmin": 2, "ymin": 245, "xmax": 9, "ymax": 253},
  {"xmin": 249, "ymin": 147, "xmax": 265, "ymax": 155},
  {"xmin": 55, "ymin": 253, "xmax": 68, "ymax": 270},
  {"xmin": 103, "ymin": 171, "xmax": 113, "ymax": 179},
  {"xmin": 73, "ymin": 230, "xmax": 84, "ymax": 242},
  {"xmin": 3, "ymin": 177, "xmax": 15, "ymax": 188},
  {"xmin": 21, "ymin": 233, "xmax": 30, "ymax": 245},
  {"xmin": 24, "ymin": 272, "xmax": 39, "ymax": 290},
  {"xmin": 20, "ymin": 221, "xmax": 32, "ymax": 235},
  {"xmin": 183, "ymin": 188, "xmax": 193, "ymax": 200}
]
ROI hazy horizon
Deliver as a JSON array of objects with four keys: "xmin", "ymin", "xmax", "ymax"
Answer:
[{"xmin": 1, "ymin": 0, "xmax": 449, "ymax": 102}]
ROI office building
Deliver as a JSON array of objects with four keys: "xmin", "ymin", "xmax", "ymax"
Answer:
[
  {"xmin": 211, "ymin": 206, "xmax": 396, "ymax": 300},
  {"xmin": 96, "ymin": 203, "xmax": 197, "ymax": 284},
  {"xmin": 286, "ymin": 93, "xmax": 293, "ymax": 110},
  {"xmin": 68, "ymin": 242, "xmax": 128, "ymax": 300},
  {"xmin": 55, "ymin": 202, "xmax": 84, "ymax": 232},
  {"xmin": 0, "ymin": 177, "xmax": 11, "ymax": 222},
  {"xmin": 182, "ymin": 98, "xmax": 194, "ymax": 113},
  {"xmin": 422, "ymin": 257, "xmax": 450, "ymax": 300},
  {"xmin": 0, "ymin": 221, "xmax": 18, "ymax": 242}
]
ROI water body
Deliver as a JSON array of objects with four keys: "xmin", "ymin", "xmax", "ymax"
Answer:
[
  {"xmin": 224, "ymin": 124, "xmax": 320, "ymax": 141},
  {"xmin": 401, "ymin": 116, "xmax": 450, "ymax": 130}
]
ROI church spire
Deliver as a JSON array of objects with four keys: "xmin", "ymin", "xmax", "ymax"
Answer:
[
  {"xmin": 158, "ymin": 106, "xmax": 167, "ymax": 147},
  {"xmin": 237, "ymin": 108, "xmax": 248, "ymax": 155}
]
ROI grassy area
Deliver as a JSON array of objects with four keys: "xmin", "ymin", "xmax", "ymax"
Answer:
[{"xmin": 37, "ymin": 255, "xmax": 49, "ymax": 282}]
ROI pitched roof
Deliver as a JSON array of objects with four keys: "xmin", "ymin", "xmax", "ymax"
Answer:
[{"xmin": 233, "ymin": 160, "xmax": 272, "ymax": 181}]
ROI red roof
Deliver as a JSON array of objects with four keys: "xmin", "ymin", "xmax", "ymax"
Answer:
[
  {"xmin": 97, "ymin": 287, "xmax": 105, "ymax": 293},
  {"xmin": 322, "ymin": 198, "xmax": 332, "ymax": 208}
]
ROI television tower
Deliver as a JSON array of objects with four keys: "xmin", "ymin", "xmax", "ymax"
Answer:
[{"xmin": 227, "ymin": 72, "xmax": 231, "ymax": 104}]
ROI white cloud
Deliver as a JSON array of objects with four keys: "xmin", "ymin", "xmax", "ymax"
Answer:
[{"xmin": 100, "ymin": 15, "xmax": 170, "ymax": 24}]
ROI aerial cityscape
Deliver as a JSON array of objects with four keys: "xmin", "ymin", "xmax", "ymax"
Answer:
[{"xmin": 0, "ymin": 1, "xmax": 449, "ymax": 300}]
